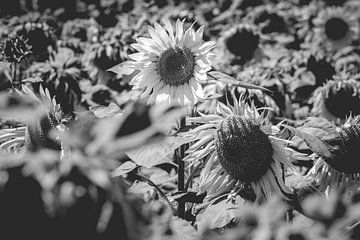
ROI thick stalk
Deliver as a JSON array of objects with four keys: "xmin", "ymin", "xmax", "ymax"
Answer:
[
  {"xmin": 177, "ymin": 117, "xmax": 186, "ymax": 218},
  {"xmin": 12, "ymin": 62, "xmax": 21, "ymax": 90}
]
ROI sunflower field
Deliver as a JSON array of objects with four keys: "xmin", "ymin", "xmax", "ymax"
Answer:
[{"xmin": 1, "ymin": 0, "xmax": 360, "ymax": 239}]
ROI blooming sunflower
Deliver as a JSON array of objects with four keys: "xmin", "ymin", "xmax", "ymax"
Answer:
[
  {"xmin": 305, "ymin": 117, "xmax": 360, "ymax": 194},
  {"xmin": 313, "ymin": 7, "xmax": 359, "ymax": 50},
  {"xmin": 183, "ymin": 93, "xmax": 293, "ymax": 202},
  {"xmin": 217, "ymin": 24, "xmax": 262, "ymax": 66},
  {"xmin": 311, "ymin": 76, "xmax": 360, "ymax": 122},
  {"xmin": 109, "ymin": 18, "xmax": 216, "ymax": 106}
]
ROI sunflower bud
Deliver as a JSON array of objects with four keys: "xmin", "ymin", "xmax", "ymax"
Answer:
[{"xmin": 215, "ymin": 116, "xmax": 273, "ymax": 182}]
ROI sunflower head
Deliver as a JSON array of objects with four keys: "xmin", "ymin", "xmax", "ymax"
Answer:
[
  {"xmin": 312, "ymin": 78, "xmax": 360, "ymax": 121},
  {"xmin": 0, "ymin": 35, "xmax": 31, "ymax": 63},
  {"xmin": 215, "ymin": 116, "xmax": 273, "ymax": 182},
  {"xmin": 314, "ymin": 7, "xmax": 359, "ymax": 50},
  {"xmin": 295, "ymin": 117, "xmax": 360, "ymax": 193},
  {"xmin": 220, "ymin": 25, "xmax": 260, "ymax": 65},
  {"xmin": 325, "ymin": 123, "xmax": 360, "ymax": 173},
  {"xmin": 184, "ymin": 92, "xmax": 293, "ymax": 201},
  {"xmin": 109, "ymin": 18, "xmax": 216, "ymax": 106},
  {"xmin": 14, "ymin": 22, "xmax": 57, "ymax": 61},
  {"xmin": 306, "ymin": 55, "xmax": 335, "ymax": 86}
]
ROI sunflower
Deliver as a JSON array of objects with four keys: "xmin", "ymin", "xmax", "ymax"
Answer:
[
  {"xmin": 183, "ymin": 93, "xmax": 293, "ymax": 202},
  {"xmin": 313, "ymin": 7, "xmax": 359, "ymax": 50},
  {"xmin": 109, "ymin": 18, "xmax": 216, "ymax": 106},
  {"xmin": 306, "ymin": 117, "xmax": 360, "ymax": 195},
  {"xmin": 275, "ymin": 223, "xmax": 323, "ymax": 240},
  {"xmin": 311, "ymin": 76, "xmax": 360, "ymax": 122},
  {"xmin": 217, "ymin": 24, "xmax": 262, "ymax": 66},
  {"xmin": 0, "ymin": 85, "xmax": 63, "ymax": 153}
]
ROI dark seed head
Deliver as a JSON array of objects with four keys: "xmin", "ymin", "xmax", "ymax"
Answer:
[
  {"xmin": 158, "ymin": 46, "xmax": 195, "ymax": 86},
  {"xmin": 215, "ymin": 116, "xmax": 273, "ymax": 182},
  {"xmin": 225, "ymin": 29, "xmax": 259, "ymax": 62},
  {"xmin": 0, "ymin": 36, "xmax": 31, "ymax": 63},
  {"xmin": 288, "ymin": 233, "xmax": 306, "ymax": 240},
  {"xmin": 323, "ymin": 83, "xmax": 360, "ymax": 119},
  {"xmin": 326, "ymin": 124, "xmax": 360, "ymax": 173},
  {"xmin": 324, "ymin": 17, "xmax": 349, "ymax": 41}
]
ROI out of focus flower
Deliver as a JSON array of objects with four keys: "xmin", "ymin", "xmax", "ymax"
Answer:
[
  {"xmin": 0, "ymin": 35, "xmax": 31, "ymax": 63},
  {"xmin": 27, "ymin": 47, "xmax": 83, "ymax": 114},
  {"xmin": 0, "ymin": 85, "xmax": 63, "ymax": 152},
  {"xmin": 184, "ymin": 92, "xmax": 293, "ymax": 202},
  {"xmin": 311, "ymin": 76, "xmax": 360, "ymax": 122},
  {"xmin": 82, "ymin": 84, "xmax": 115, "ymax": 107},
  {"xmin": 13, "ymin": 21, "xmax": 57, "ymax": 61},
  {"xmin": 217, "ymin": 24, "xmax": 262, "ymax": 66},
  {"xmin": 275, "ymin": 222, "xmax": 323, "ymax": 240},
  {"xmin": 61, "ymin": 18, "xmax": 100, "ymax": 44},
  {"xmin": 110, "ymin": 18, "xmax": 216, "ymax": 106},
  {"xmin": 0, "ymin": 149, "xmax": 145, "ymax": 240},
  {"xmin": 313, "ymin": 7, "xmax": 359, "ymax": 50}
]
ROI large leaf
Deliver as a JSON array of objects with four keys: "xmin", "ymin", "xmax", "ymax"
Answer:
[
  {"xmin": 112, "ymin": 161, "xmax": 137, "ymax": 177},
  {"xmin": 286, "ymin": 125, "xmax": 333, "ymax": 159},
  {"xmin": 196, "ymin": 198, "xmax": 240, "ymax": 231},
  {"xmin": 90, "ymin": 103, "xmax": 121, "ymax": 118},
  {"xmin": 299, "ymin": 117, "xmax": 339, "ymax": 141},
  {"xmin": 126, "ymin": 136, "xmax": 188, "ymax": 169}
]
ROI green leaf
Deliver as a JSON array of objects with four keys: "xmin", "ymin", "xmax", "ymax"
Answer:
[
  {"xmin": 286, "ymin": 125, "xmax": 333, "ymax": 159},
  {"xmin": 196, "ymin": 199, "xmax": 239, "ymax": 231},
  {"xmin": 112, "ymin": 161, "xmax": 137, "ymax": 177},
  {"xmin": 126, "ymin": 136, "xmax": 187, "ymax": 169},
  {"xmin": 90, "ymin": 103, "xmax": 121, "ymax": 118}
]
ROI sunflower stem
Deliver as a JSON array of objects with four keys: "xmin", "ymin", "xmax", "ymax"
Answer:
[
  {"xmin": 12, "ymin": 62, "xmax": 21, "ymax": 90},
  {"xmin": 177, "ymin": 117, "xmax": 186, "ymax": 218},
  {"xmin": 138, "ymin": 173, "xmax": 175, "ymax": 214}
]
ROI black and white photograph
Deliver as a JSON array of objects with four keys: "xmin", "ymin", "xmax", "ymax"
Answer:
[{"xmin": 0, "ymin": 0, "xmax": 360, "ymax": 239}]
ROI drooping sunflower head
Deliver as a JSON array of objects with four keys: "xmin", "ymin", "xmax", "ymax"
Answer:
[
  {"xmin": 327, "ymin": 122, "xmax": 360, "ymax": 173},
  {"xmin": 304, "ymin": 117, "xmax": 360, "ymax": 194},
  {"xmin": 313, "ymin": 7, "xmax": 359, "ymax": 50},
  {"xmin": 110, "ymin": 18, "xmax": 216, "ymax": 106},
  {"xmin": 219, "ymin": 24, "xmax": 261, "ymax": 65},
  {"xmin": 311, "ymin": 77, "xmax": 360, "ymax": 122},
  {"xmin": 184, "ymin": 93, "xmax": 293, "ymax": 202},
  {"xmin": 215, "ymin": 116, "xmax": 273, "ymax": 182}
]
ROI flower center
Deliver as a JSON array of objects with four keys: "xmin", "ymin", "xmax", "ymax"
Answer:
[
  {"xmin": 157, "ymin": 46, "xmax": 195, "ymax": 86},
  {"xmin": 225, "ymin": 29, "xmax": 259, "ymax": 61},
  {"xmin": 324, "ymin": 84, "xmax": 360, "ymax": 119},
  {"xmin": 324, "ymin": 17, "xmax": 349, "ymax": 41},
  {"xmin": 326, "ymin": 125, "xmax": 360, "ymax": 173},
  {"xmin": 306, "ymin": 56, "xmax": 335, "ymax": 86},
  {"xmin": 288, "ymin": 233, "xmax": 306, "ymax": 240},
  {"xmin": 215, "ymin": 116, "xmax": 273, "ymax": 182}
]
